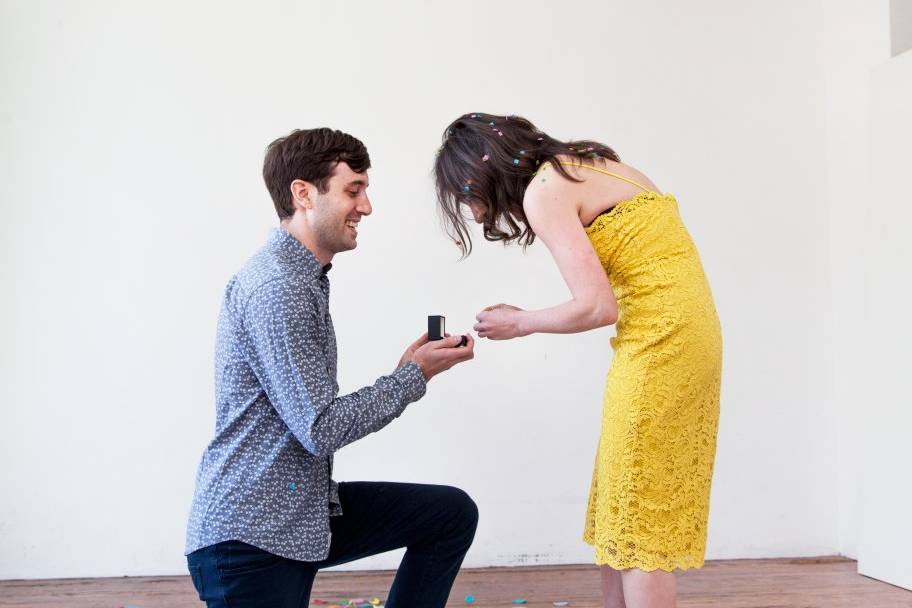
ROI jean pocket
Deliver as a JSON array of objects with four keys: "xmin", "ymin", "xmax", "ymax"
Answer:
[{"xmin": 217, "ymin": 540, "xmax": 283, "ymax": 575}]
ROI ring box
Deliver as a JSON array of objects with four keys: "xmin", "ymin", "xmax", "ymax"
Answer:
[
  {"xmin": 428, "ymin": 315, "xmax": 445, "ymax": 341},
  {"xmin": 429, "ymin": 315, "xmax": 467, "ymax": 346}
]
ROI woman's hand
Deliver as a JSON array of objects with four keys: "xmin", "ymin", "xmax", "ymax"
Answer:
[{"xmin": 474, "ymin": 304, "xmax": 529, "ymax": 340}]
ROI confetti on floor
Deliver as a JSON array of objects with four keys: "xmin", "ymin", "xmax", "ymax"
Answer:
[{"xmin": 310, "ymin": 599, "xmax": 384, "ymax": 608}]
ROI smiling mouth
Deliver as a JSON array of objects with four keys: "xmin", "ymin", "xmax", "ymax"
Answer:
[{"xmin": 345, "ymin": 220, "xmax": 359, "ymax": 235}]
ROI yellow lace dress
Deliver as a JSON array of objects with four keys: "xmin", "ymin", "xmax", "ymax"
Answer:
[{"xmin": 548, "ymin": 162, "xmax": 722, "ymax": 571}]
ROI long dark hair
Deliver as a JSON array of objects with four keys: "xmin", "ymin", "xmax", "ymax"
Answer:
[{"xmin": 433, "ymin": 113, "xmax": 619, "ymax": 256}]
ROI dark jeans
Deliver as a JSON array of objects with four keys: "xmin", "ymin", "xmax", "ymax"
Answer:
[{"xmin": 186, "ymin": 482, "xmax": 479, "ymax": 607}]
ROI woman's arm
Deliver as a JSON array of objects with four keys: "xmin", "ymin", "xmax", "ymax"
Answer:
[
  {"xmin": 521, "ymin": 182, "xmax": 618, "ymax": 334},
  {"xmin": 474, "ymin": 181, "xmax": 617, "ymax": 339}
]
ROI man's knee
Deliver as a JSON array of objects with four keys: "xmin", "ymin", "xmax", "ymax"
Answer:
[{"xmin": 440, "ymin": 486, "xmax": 479, "ymax": 537}]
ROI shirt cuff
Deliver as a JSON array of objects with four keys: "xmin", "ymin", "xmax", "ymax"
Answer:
[{"xmin": 394, "ymin": 361, "xmax": 427, "ymax": 404}]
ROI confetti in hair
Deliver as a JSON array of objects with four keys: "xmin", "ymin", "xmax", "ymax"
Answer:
[{"xmin": 482, "ymin": 154, "xmax": 489, "ymax": 162}]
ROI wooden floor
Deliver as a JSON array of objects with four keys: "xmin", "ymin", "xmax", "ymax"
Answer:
[{"xmin": 1, "ymin": 557, "xmax": 910, "ymax": 607}]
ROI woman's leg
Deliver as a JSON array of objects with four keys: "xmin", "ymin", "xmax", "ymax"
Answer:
[
  {"xmin": 621, "ymin": 569, "xmax": 676, "ymax": 608},
  {"xmin": 600, "ymin": 565, "xmax": 626, "ymax": 608}
]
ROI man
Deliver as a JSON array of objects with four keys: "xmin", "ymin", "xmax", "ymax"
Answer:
[{"xmin": 185, "ymin": 128, "xmax": 478, "ymax": 607}]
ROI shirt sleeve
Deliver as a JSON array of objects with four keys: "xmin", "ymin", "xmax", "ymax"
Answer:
[{"xmin": 241, "ymin": 278, "xmax": 427, "ymax": 457}]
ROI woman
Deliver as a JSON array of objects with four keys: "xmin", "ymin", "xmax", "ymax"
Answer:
[{"xmin": 434, "ymin": 113, "xmax": 722, "ymax": 608}]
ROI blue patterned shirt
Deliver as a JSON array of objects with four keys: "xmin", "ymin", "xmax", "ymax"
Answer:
[{"xmin": 185, "ymin": 228, "xmax": 427, "ymax": 561}]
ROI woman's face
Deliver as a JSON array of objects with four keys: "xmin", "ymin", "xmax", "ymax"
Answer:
[{"xmin": 467, "ymin": 201, "xmax": 486, "ymax": 224}]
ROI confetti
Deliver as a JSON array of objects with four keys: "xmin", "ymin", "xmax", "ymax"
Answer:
[
  {"xmin": 465, "ymin": 595, "xmax": 475, "ymax": 604},
  {"xmin": 482, "ymin": 154, "xmax": 489, "ymax": 162},
  {"xmin": 512, "ymin": 600, "xmax": 528, "ymax": 605}
]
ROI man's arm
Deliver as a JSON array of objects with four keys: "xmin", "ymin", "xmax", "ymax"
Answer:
[{"xmin": 242, "ymin": 278, "xmax": 426, "ymax": 457}]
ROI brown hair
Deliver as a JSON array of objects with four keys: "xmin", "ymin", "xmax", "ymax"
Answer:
[
  {"xmin": 434, "ymin": 113, "xmax": 619, "ymax": 256},
  {"xmin": 263, "ymin": 128, "xmax": 371, "ymax": 219}
]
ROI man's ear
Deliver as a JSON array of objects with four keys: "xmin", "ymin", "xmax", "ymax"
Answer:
[{"xmin": 290, "ymin": 179, "xmax": 314, "ymax": 212}]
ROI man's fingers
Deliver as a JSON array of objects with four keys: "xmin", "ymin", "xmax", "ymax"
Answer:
[
  {"xmin": 437, "ymin": 335, "xmax": 463, "ymax": 348},
  {"xmin": 446, "ymin": 342, "xmax": 475, "ymax": 365}
]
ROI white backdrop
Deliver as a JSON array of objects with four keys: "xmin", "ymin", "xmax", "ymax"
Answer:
[{"xmin": 0, "ymin": 0, "xmax": 890, "ymax": 579}]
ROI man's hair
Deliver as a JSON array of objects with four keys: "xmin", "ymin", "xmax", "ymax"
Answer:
[{"xmin": 263, "ymin": 128, "xmax": 371, "ymax": 219}]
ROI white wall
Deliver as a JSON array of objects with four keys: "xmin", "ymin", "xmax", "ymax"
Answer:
[
  {"xmin": 0, "ymin": 0, "xmax": 851, "ymax": 579},
  {"xmin": 821, "ymin": 0, "xmax": 891, "ymax": 560}
]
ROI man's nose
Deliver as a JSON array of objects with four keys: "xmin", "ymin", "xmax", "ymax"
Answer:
[{"xmin": 358, "ymin": 194, "xmax": 373, "ymax": 216}]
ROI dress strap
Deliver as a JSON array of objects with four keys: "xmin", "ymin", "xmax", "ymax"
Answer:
[{"xmin": 542, "ymin": 160, "xmax": 652, "ymax": 192}]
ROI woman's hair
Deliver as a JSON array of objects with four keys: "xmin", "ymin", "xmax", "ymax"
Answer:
[{"xmin": 434, "ymin": 113, "xmax": 619, "ymax": 256}]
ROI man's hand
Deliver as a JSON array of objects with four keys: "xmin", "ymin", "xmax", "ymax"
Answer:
[
  {"xmin": 401, "ymin": 333, "xmax": 475, "ymax": 381},
  {"xmin": 397, "ymin": 332, "xmax": 430, "ymax": 370}
]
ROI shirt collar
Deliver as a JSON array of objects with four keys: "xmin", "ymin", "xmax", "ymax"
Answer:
[{"xmin": 268, "ymin": 228, "xmax": 332, "ymax": 280}]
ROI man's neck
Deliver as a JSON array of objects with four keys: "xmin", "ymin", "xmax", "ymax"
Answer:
[{"xmin": 280, "ymin": 217, "xmax": 333, "ymax": 266}]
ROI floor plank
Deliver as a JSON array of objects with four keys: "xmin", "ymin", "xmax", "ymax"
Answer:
[{"xmin": 1, "ymin": 557, "xmax": 910, "ymax": 607}]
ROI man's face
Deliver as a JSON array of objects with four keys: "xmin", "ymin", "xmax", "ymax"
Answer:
[{"xmin": 310, "ymin": 163, "xmax": 372, "ymax": 255}]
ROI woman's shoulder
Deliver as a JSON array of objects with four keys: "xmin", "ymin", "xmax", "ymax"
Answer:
[{"xmin": 522, "ymin": 158, "xmax": 581, "ymax": 217}]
